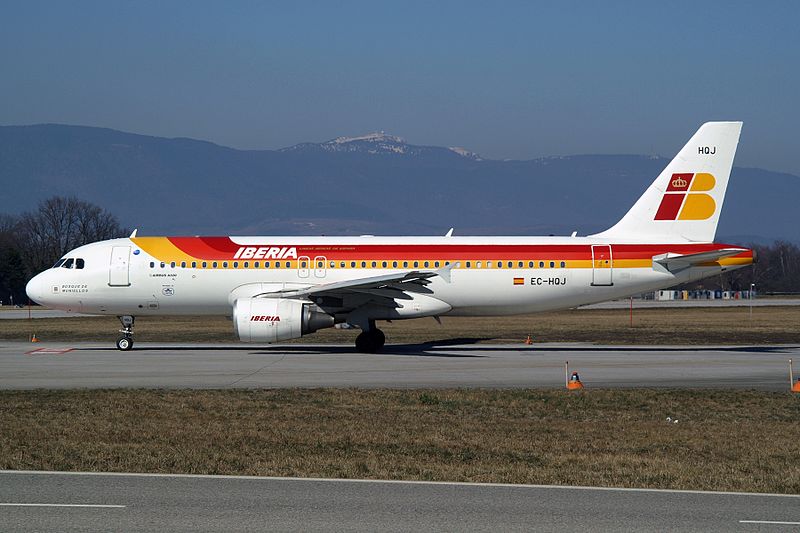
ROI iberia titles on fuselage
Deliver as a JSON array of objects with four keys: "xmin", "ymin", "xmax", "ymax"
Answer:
[{"xmin": 26, "ymin": 122, "xmax": 754, "ymax": 352}]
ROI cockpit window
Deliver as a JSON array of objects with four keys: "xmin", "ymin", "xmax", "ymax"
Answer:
[
  {"xmin": 75, "ymin": 258, "xmax": 85, "ymax": 269},
  {"xmin": 62, "ymin": 258, "xmax": 75, "ymax": 269},
  {"xmin": 53, "ymin": 259, "xmax": 66, "ymax": 268}
]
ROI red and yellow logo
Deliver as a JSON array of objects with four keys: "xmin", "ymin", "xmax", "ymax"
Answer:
[{"xmin": 655, "ymin": 173, "xmax": 716, "ymax": 221}]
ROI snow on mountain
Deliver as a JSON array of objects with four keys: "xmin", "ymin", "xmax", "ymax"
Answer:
[
  {"xmin": 281, "ymin": 131, "xmax": 482, "ymax": 159},
  {"xmin": 448, "ymin": 146, "xmax": 483, "ymax": 161}
]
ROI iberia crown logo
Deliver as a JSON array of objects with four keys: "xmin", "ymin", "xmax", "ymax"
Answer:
[{"xmin": 654, "ymin": 173, "xmax": 716, "ymax": 220}]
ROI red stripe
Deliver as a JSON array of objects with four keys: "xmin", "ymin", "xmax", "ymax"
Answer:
[{"xmin": 159, "ymin": 238, "xmax": 753, "ymax": 261}]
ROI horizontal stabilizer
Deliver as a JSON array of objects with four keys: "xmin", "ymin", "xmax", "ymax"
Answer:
[{"xmin": 652, "ymin": 248, "xmax": 748, "ymax": 274}]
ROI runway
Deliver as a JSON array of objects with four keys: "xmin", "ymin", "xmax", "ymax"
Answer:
[
  {"xmin": 0, "ymin": 471, "xmax": 797, "ymax": 532},
  {"xmin": 1, "ymin": 341, "xmax": 796, "ymax": 390}
]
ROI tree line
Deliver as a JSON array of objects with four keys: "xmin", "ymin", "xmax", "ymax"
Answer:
[
  {"xmin": 0, "ymin": 196, "xmax": 798, "ymax": 305},
  {"xmin": 0, "ymin": 197, "xmax": 127, "ymax": 305}
]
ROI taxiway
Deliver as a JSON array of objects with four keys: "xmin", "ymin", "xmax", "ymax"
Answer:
[{"xmin": 1, "ymin": 341, "xmax": 795, "ymax": 390}]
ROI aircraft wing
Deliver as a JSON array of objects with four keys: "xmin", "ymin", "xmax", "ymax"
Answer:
[
  {"xmin": 652, "ymin": 248, "xmax": 748, "ymax": 273},
  {"xmin": 253, "ymin": 263, "xmax": 458, "ymax": 310}
]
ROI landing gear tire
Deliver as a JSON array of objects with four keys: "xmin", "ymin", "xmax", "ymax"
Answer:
[
  {"xmin": 116, "ymin": 336, "xmax": 133, "ymax": 351},
  {"xmin": 116, "ymin": 315, "xmax": 135, "ymax": 351},
  {"xmin": 355, "ymin": 328, "xmax": 386, "ymax": 353}
]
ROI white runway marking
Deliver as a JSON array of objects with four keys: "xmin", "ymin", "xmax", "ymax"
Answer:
[
  {"xmin": 739, "ymin": 520, "xmax": 800, "ymax": 525},
  {"xmin": 0, "ymin": 503, "xmax": 125, "ymax": 508},
  {"xmin": 2, "ymin": 470, "xmax": 798, "ymax": 499}
]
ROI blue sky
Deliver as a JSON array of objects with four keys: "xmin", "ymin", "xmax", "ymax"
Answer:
[{"xmin": 2, "ymin": 1, "xmax": 799, "ymax": 174}]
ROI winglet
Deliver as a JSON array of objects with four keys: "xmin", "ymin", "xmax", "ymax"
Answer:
[{"xmin": 435, "ymin": 261, "xmax": 460, "ymax": 283}]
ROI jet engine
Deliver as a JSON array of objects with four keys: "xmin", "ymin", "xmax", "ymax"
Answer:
[{"xmin": 233, "ymin": 298, "xmax": 334, "ymax": 343}]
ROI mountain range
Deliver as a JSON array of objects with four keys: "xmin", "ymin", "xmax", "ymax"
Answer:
[{"xmin": 1, "ymin": 124, "xmax": 797, "ymax": 244}]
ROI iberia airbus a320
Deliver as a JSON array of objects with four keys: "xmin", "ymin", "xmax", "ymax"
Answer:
[{"xmin": 26, "ymin": 122, "xmax": 754, "ymax": 352}]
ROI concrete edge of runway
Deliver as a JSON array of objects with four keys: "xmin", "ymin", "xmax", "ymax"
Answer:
[{"xmin": 2, "ymin": 470, "xmax": 798, "ymax": 499}]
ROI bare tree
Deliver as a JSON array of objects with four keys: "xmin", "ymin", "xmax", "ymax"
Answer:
[{"xmin": 15, "ymin": 197, "xmax": 128, "ymax": 275}]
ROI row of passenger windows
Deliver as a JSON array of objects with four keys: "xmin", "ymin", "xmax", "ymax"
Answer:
[
  {"xmin": 148, "ymin": 260, "xmax": 568, "ymax": 270},
  {"xmin": 53, "ymin": 258, "xmax": 85, "ymax": 269}
]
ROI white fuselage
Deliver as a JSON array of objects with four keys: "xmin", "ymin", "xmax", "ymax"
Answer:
[{"xmin": 26, "ymin": 235, "xmax": 752, "ymax": 319}]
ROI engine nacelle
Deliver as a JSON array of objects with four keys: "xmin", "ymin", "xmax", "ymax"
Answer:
[{"xmin": 233, "ymin": 298, "xmax": 334, "ymax": 343}]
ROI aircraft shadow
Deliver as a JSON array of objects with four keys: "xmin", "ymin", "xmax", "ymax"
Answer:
[{"xmin": 77, "ymin": 342, "xmax": 798, "ymax": 356}]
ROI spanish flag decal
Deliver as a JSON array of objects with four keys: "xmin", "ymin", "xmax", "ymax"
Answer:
[{"xmin": 513, "ymin": 277, "xmax": 524, "ymax": 285}]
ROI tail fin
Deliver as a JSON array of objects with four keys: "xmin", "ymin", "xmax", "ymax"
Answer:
[{"xmin": 592, "ymin": 122, "xmax": 742, "ymax": 243}]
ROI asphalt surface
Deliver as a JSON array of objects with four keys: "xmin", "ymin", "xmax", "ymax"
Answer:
[
  {"xmin": 0, "ymin": 471, "xmax": 797, "ymax": 532},
  {"xmin": 1, "ymin": 341, "xmax": 797, "ymax": 390}
]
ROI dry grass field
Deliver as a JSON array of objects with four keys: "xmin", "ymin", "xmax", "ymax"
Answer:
[
  {"xmin": 1, "ymin": 388, "xmax": 798, "ymax": 493},
  {"xmin": 3, "ymin": 305, "xmax": 800, "ymax": 345}
]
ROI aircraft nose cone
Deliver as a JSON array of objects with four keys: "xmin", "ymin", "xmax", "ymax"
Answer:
[{"xmin": 26, "ymin": 274, "xmax": 44, "ymax": 305}]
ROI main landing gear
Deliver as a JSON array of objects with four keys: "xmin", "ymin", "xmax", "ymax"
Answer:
[
  {"xmin": 116, "ymin": 315, "xmax": 135, "ymax": 351},
  {"xmin": 355, "ymin": 320, "xmax": 385, "ymax": 353}
]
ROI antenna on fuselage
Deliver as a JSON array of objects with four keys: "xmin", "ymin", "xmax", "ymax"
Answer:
[
  {"xmin": 445, "ymin": 228, "xmax": 454, "ymax": 237},
  {"xmin": 129, "ymin": 229, "xmax": 138, "ymax": 238}
]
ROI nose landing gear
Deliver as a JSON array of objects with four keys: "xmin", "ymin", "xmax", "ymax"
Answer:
[{"xmin": 116, "ymin": 315, "xmax": 135, "ymax": 351}]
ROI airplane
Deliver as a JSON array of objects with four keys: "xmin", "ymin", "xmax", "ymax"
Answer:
[{"xmin": 25, "ymin": 122, "xmax": 754, "ymax": 352}]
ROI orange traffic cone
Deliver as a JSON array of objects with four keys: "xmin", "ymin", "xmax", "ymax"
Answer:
[
  {"xmin": 30, "ymin": 334, "xmax": 40, "ymax": 343},
  {"xmin": 524, "ymin": 334, "xmax": 533, "ymax": 345},
  {"xmin": 792, "ymin": 379, "xmax": 800, "ymax": 393},
  {"xmin": 567, "ymin": 371, "xmax": 584, "ymax": 390}
]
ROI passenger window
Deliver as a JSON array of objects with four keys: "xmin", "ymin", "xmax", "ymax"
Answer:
[
  {"xmin": 329, "ymin": 261, "xmax": 335, "ymax": 268},
  {"xmin": 254, "ymin": 262, "xmax": 259, "ymax": 268},
  {"xmin": 466, "ymin": 261, "xmax": 471, "ymax": 268},
  {"xmin": 560, "ymin": 261, "xmax": 566, "ymax": 268},
  {"xmin": 476, "ymin": 261, "xmax": 482, "ymax": 268},
  {"xmin": 528, "ymin": 261, "xmax": 534, "ymax": 268},
  {"xmin": 285, "ymin": 261, "xmax": 290, "ymax": 268},
  {"xmin": 403, "ymin": 261, "xmax": 409, "ymax": 268},
  {"xmin": 223, "ymin": 262, "xmax": 228, "ymax": 268},
  {"xmin": 539, "ymin": 261, "xmax": 544, "ymax": 268},
  {"xmin": 202, "ymin": 262, "xmax": 207, "ymax": 268},
  {"xmin": 424, "ymin": 261, "xmax": 429, "ymax": 268},
  {"xmin": 192, "ymin": 262, "xmax": 197, "ymax": 268},
  {"xmin": 233, "ymin": 262, "xmax": 238, "ymax": 268},
  {"xmin": 274, "ymin": 262, "xmax": 280, "ymax": 269},
  {"xmin": 212, "ymin": 262, "xmax": 218, "ymax": 268},
  {"xmin": 382, "ymin": 261, "xmax": 387, "ymax": 268},
  {"xmin": 392, "ymin": 261, "xmax": 398, "ymax": 268},
  {"xmin": 76, "ymin": 258, "xmax": 85, "ymax": 269},
  {"xmin": 340, "ymin": 261, "xmax": 345, "ymax": 268},
  {"xmin": 371, "ymin": 261, "xmax": 377, "ymax": 268},
  {"xmin": 361, "ymin": 261, "xmax": 366, "ymax": 268},
  {"xmin": 149, "ymin": 261, "xmax": 155, "ymax": 268},
  {"xmin": 265, "ymin": 262, "xmax": 270, "ymax": 268},
  {"xmin": 160, "ymin": 262, "xmax": 166, "ymax": 268},
  {"xmin": 550, "ymin": 261, "xmax": 555, "ymax": 268},
  {"xmin": 301, "ymin": 261, "xmax": 307, "ymax": 268},
  {"xmin": 434, "ymin": 261, "xmax": 440, "ymax": 268},
  {"xmin": 497, "ymin": 261, "xmax": 502, "ymax": 268},
  {"xmin": 243, "ymin": 261, "xmax": 249, "ymax": 268},
  {"xmin": 350, "ymin": 261, "xmax": 356, "ymax": 268},
  {"xmin": 170, "ymin": 262, "xmax": 176, "ymax": 268},
  {"xmin": 181, "ymin": 262, "xmax": 186, "ymax": 268},
  {"xmin": 413, "ymin": 261, "xmax": 419, "ymax": 268},
  {"xmin": 515, "ymin": 261, "xmax": 521, "ymax": 268}
]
